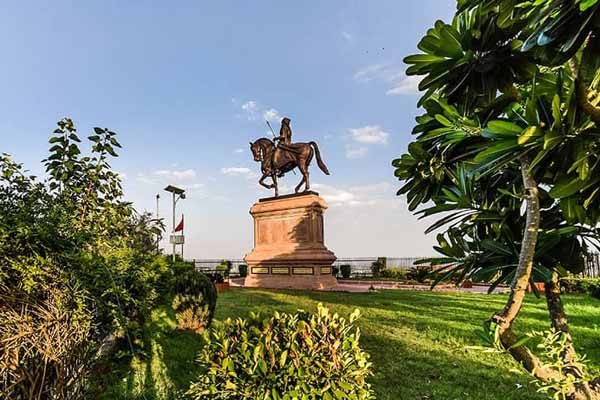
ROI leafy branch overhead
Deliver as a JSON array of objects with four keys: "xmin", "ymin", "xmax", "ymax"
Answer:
[{"xmin": 394, "ymin": 0, "xmax": 600, "ymax": 398}]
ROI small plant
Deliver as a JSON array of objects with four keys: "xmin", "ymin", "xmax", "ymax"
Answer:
[
  {"xmin": 528, "ymin": 330, "xmax": 592, "ymax": 400},
  {"xmin": 332, "ymin": 265, "xmax": 339, "ymax": 277},
  {"xmin": 173, "ymin": 269, "xmax": 217, "ymax": 328},
  {"xmin": 380, "ymin": 268, "xmax": 408, "ymax": 281},
  {"xmin": 406, "ymin": 266, "xmax": 433, "ymax": 283},
  {"xmin": 340, "ymin": 264, "xmax": 352, "ymax": 279},
  {"xmin": 187, "ymin": 304, "xmax": 375, "ymax": 400},
  {"xmin": 215, "ymin": 260, "xmax": 231, "ymax": 283},
  {"xmin": 238, "ymin": 264, "xmax": 248, "ymax": 278},
  {"xmin": 560, "ymin": 277, "xmax": 600, "ymax": 300},
  {"xmin": 371, "ymin": 257, "xmax": 387, "ymax": 278}
]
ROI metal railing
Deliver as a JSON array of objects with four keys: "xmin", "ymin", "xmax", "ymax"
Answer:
[{"xmin": 192, "ymin": 255, "xmax": 600, "ymax": 279}]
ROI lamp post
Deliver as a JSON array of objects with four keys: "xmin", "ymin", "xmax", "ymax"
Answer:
[
  {"xmin": 155, "ymin": 194, "xmax": 160, "ymax": 254},
  {"xmin": 164, "ymin": 185, "xmax": 186, "ymax": 262}
]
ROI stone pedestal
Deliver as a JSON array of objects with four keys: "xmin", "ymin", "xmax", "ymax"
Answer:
[{"xmin": 244, "ymin": 192, "xmax": 338, "ymax": 290}]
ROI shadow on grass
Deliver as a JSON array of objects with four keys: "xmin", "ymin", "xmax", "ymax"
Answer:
[{"xmin": 92, "ymin": 300, "xmax": 204, "ymax": 400}]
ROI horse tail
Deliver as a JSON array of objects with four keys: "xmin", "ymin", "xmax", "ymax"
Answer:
[{"xmin": 309, "ymin": 141, "xmax": 330, "ymax": 175}]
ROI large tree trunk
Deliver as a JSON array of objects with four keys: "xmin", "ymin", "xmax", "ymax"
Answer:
[
  {"xmin": 488, "ymin": 158, "xmax": 600, "ymax": 398},
  {"xmin": 490, "ymin": 158, "xmax": 550, "ymax": 375}
]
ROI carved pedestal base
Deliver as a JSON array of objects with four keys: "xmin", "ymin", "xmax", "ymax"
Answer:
[{"xmin": 244, "ymin": 192, "xmax": 338, "ymax": 290}]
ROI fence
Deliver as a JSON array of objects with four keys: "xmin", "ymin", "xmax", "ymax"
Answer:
[
  {"xmin": 193, "ymin": 255, "xmax": 600, "ymax": 279},
  {"xmin": 193, "ymin": 257, "xmax": 427, "ymax": 278}
]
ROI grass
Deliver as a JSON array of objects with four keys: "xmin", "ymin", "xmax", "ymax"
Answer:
[{"xmin": 94, "ymin": 289, "xmax": 600, "ymax": 400}]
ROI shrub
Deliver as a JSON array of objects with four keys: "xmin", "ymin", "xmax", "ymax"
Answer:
[
  {"xmin": 173, "ymin": 269, "xmax": 218, "ymax": 327},
  {"xmin": 187, "ymin": 304, "xmax": 374, "ymax": 400},
  {"xmin": 215, "ymin": 260, "xmax": 231, "ymax": 283},
  {"xmin": 560, "ymin": 277, "xmax": 600, "ymax": 300},
  {"xmin": 340, "ymin": 264, "xmax": 352, "ymax": 279},
  {"xmin": 238, "ymin": 264, "xmax": 248, "ymax": 278},
  {"xmin": 406, "ymin": 266, "xmax": 433, "ymax": 283},
  {"xmin": 332, "ymin": 264, "xmax": 339, "ymax": 277},
  {"xmin": 380, "ymin": 268, "xmax": 408, "ymax": 280},
  {"xmin": 371, "ymin": 257, "xmax": 387, "ymax": 278},
  {"xmin": 0, "ymin": 282, "xmax": 94, "ymax": 400}
]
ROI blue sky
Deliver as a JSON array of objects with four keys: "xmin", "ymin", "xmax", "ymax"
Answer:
[{"xmin": 1, "ymin": 1, "xmax": 455, "ymax": 258}]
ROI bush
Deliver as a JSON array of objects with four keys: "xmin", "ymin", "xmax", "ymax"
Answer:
[
  {"xmin": 371, "ymin": 257, "xmax": 387, "ymax": 278},
  {"xmin": 238, "ymin": 264, "xmax": 248, "ymax": 278},
  {"xmin": 340, "ymin": 264, "xmax": 352, "ymax": 279},
  {"xmin": 406, "ymin": 266, "xmax": 433, "ymax": 283},
  {"xmin": 560, "ymin": 277, "xmax": 600, "ymax": 299},
  {"xmin": 332, "ymin": 264, "xmax": 339, "ymax": 277},
  {"xmin": 173, "ymin": 269, "xmax": 217, "ymax": 328},
  {"xmin": 187, "ymin": 304, "xmax": 374, "ymax": 400},
  {"xmin": 215, "ymin": 260, "xmax": 231, "ymax": 283},
  {"xmin": 380, "ymin": 268, "xmax": 408, "ymax": 280},
  {"xmin": 0, "ymin": 282, "xmax": 93, "ymax": 400}
]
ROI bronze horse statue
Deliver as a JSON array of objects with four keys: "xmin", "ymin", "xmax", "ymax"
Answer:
[{"xmin": 250, "ymin": 138, "xmax": 330, "ymax": 197}]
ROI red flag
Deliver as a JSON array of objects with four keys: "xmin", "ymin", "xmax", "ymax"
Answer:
[{"xmin": 174, "ymin": 214, "xmax": 184, "ymax": 232}]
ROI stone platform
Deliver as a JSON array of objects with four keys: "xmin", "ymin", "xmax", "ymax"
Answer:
[{"xmin": 244, "ymin": 192, "xmax": 338, "ymax": 290}]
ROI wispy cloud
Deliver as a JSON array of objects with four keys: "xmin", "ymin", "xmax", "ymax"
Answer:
[
  {"xmin": 235, "ymin": 99, "xmax": 283, "ymax": 123},
  {"xmin": 386, "ymin": 75, "xmax": 421, "ymax": 95},
  {"xmin": 263, "ymin": 108, "xmax": 281, "ymax": 123},
  {"xmin": 341, "ymin": 31, "xmax": 354, "ymax": 43},
  {"xmin": 353, "ymin": 63, "xmax": 421, "ymax": 96},
  {"xmin": 221, "ymin": 167, "xmax": 259, "ymax": 179},
  {"xmin": 345, "ymin": 146, "xmax": 368, "ymax": 159},
  {"xmin": 154, "ymin": 168, "xmax": 197, "ymax": 181},
  {"xmin": 234, "ymin": 148, "xmax": 244, "ymax": 154},
  {"xmin": 312, "ymin": 182, "xmax": 392, "ymax": 207},
  {"xmin": 136, "ymin": 168, "xmax": 205, "ymax": 192},
  {"xmin": 349, "ymin": 125, "xmax": 389, "ymax": 145}
]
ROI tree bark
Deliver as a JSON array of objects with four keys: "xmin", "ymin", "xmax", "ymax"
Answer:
[{"xmin": 490, "ymin": 158, "xmax": 544, "ymax": 368}]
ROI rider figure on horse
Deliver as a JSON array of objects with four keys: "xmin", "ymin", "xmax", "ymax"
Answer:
[
  {"xmin": 273, "ymin": 117, "xmax": 293, "ymax": 176},
  {"xmin": 274, "ymin": 117, "xmax": 292, "ymax": 146}
]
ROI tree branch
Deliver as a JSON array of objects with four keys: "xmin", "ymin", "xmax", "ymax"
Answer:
[{"xmin": 490, "ymin": 157, "xmax": 556, "ymax": 379}]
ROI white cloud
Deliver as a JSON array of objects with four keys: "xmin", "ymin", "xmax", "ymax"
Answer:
[
  {"xmin": 349, "ymin": 125, "xmax": 389, "ymax": 145},
  {"xmin": 136, "ymin": 168, "xmax": 204, "ymax": 191},
  {"xmin": 263, "ymin": 108, "xmax": 281, "ymax": 123},
  {"xmin": 241, "ymin": 100, "xmax": 258, "ymax": 115},
  {"xmin": 345, "ymin": 146, "xmax": 368, "ymax": 159},
  {"xmin": 386, "ymin": 75, "xmax": 421, "ymax": 96},
  {"xmin": 237, "ymin": 99, "xmax": 283, "ymax": 123},
  {"xmin": 353, "ymin": 64, "xmax": 421, "ymax": 96},
  {"xmin": 312, "ymin": 182, "xmax": 392, "ymax": 207},
  {"xmin": 221, "ymin": 167, "xmax": 259, "ymax": 179},
  {"xmin": 154, "ymin": 168, "xmax": 197, "ymax": 181},
  {"xmin": 234, "ymin": 148, "xmax": 244, "ymax": 154}
]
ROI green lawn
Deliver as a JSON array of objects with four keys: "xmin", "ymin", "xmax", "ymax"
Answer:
[{"xmin": 94, "ymin": 289, "xmax": 600, "ymax": 400}]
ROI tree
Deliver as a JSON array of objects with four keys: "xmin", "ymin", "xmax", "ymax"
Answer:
[{"xmin": 394, "ymin": 1, "xmax": 600, "ymax": 398}]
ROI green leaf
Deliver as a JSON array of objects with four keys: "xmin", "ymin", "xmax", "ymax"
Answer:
[
  {"xmin": 474, "ymin": 140, "xmax": 520, "ymax": 163},
  {"xmin": 549, "ymin": 176, "xmax": 600, "ymax": 199},
  {"xmin": 404, "ymin": 54, "xmax": 447, "ymax": 64},
  {"xmin": 439, "ymin": 25, "xmax": 464, "ymax": 58},
  {"xmin": 487, "ymin": 120, "xmax": 523, "ymax": 137},
  {"xmin": 518, "ymin": 126, "xmax": 543, "ymax": 145}
]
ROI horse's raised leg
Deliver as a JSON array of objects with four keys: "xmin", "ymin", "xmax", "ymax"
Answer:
[{"xmin": 259, "ymin": 174, "xmax": 274, "ymax": 189}]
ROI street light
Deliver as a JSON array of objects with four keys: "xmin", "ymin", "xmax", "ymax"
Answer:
[{"xmin": 164, "ymin": 185, "xmax": 186, "ymax": 262}]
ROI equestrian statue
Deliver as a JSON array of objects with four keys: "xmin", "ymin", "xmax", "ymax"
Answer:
[{"xmin": 249, "ymin": 117, "xmax": 330, "ymax": 197}]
